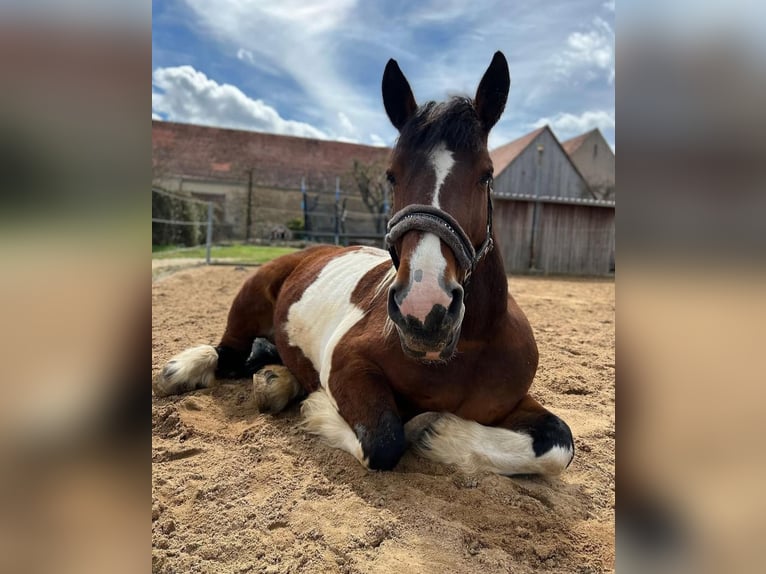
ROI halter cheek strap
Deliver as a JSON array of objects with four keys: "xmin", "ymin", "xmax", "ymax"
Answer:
[{"xmin": 384, "ymin": 187, "xmax": 494, "ymax": 290}]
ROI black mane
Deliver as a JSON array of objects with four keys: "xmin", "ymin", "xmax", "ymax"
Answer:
[{"xmin": 396, "ymin": 97, "xmax": 485, "ymax": 153}]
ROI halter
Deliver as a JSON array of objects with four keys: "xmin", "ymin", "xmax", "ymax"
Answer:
[{"xmin": 384, "ymin": 184, "xmax": 494, "ymax": 291}]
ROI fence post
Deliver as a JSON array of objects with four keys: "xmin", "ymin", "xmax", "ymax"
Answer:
[
  {"xmin": 334, "ymin": 176, "xmax": 340, "ymax": 245},
  {"xmin": 245, "ymin": 168, "xmax": 253, "ymax": 242},
  {"xmin": 206, "ymin": 201, "xmax": 213, "ymax": 264},
  {"xmin": 301, "ymin": 177, "xmax": 310, "ymax": 241},
  {"xmin": 528, "ymin": 144, "xmax": 544, "ymax": 272}
]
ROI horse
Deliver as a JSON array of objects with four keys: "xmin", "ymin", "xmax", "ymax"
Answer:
[{"xmin": 153, "ymin": 52, "xmax": 575, "ymax": 476}]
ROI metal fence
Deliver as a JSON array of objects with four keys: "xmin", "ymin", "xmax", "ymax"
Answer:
[
  {"xmin": 152, "ymin": 187, "xmax": 216, "ymax": 263},
  {"xmin": 151, "ymin": 179, "xmax": 389, "ymax": 265},
  {"xmin": 152, "ymin": 183, "xmax": 615, "ymax": 275}
]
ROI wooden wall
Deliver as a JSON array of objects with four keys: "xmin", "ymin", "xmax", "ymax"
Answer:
[{"xmin": 493, "ymin": 199, "xmax": 615, "ymax": 276}]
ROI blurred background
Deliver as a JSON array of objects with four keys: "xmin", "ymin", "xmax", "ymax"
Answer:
[
  {"xmin": 0, "ymin": 2, "xmax": 149, "ymax": 573},
  {"xmin": 618, "ymin": 1, "xmax": 766, "ymax": 572},
  {"xmin": 0, "ymin": 0, "xmax": 764, "ymax": 572}
]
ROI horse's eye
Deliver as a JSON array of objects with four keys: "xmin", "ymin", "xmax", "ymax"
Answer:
[
  {"xmin": 386, "ymin": 171, "xmax": 396, "ymax": 186},
  {"xmin": 479, "ymin": 173, "xmax": 493, "ymax": 187}
]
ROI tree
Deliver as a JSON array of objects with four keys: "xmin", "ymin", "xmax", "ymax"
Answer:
[
  {"xmin": 152, "ymin": 156, "xmax": 207, "ymax": 246},
  {"xmin": 348, "ymin": 159, "xmax": 391, "ymax": 234}
]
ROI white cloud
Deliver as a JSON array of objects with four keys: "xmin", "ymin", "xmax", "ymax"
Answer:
[
  {"xmin": 406, "ymin": 0, "xmax": 486, "ymax": 25},
  {"xmin": 531, "ymin": 109, "xmax": 614, "ymax": 136},
  {"xmin": 184, "ymin": 0, "xmax": 360, "ymax": 113},
  {"xmin": 236, "ymin": 48, "xmax": 255, "ymax": 64},
  {"xmin": 556, "ymin": 17, "xmax": 615, "ymax": 84},
  {"xmin": 152, "ymin": 112, "xmax": 162, "ymax": 121},
  {"xmin": 151, "ymin": 65, "xmax": 329, "ymax": 139},
  {"xmin": 337, "ymin": 112, "xmax": 354, "ymax": 134},
  {"xmin": 182, "ymin": 0, "xmax": 395, "ymax": 146},
  {"xmin": 369, "ymin": 133, "xmax": 387, "ymax": 147},
  {"xmin": 158, "ymin": 0, "xmax": 613, "ymax": 149},
  {"xmin": 603, "ymin": 0, "xmax": 615, "ymax": 11}
]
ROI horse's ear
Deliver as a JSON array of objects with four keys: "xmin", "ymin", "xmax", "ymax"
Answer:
[
  {"xmin": 382, "ymin": 59, "xmax": 417, "ymax": 132},
  {"xmin": 475, "ymin": 51, "xmax": 510, "ymax": 133}
]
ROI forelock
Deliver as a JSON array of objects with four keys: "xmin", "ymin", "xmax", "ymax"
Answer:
[{"xmin": 395, "ymin": 97, "xmax": 485, "ymax": 154}]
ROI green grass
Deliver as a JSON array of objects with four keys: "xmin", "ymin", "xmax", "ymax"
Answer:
[{"xmin": 152, "ymin": 244, "xmax": 299, "ymax": 263}]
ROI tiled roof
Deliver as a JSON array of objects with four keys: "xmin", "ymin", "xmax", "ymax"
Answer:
[
  {"xmin": 489, "ymin": 127, "xmax": 546, "ymax": 175},
  {"xmin": 561, "ymin": 129, "xmax": 598, "ymax": 155},
  {"xmin": 152, "ymin": 121, "xmax": 391, "ymax": 188}
]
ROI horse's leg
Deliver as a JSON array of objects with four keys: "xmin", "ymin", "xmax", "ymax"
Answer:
[
  {"xmin": 301, "ymin": 369, "xmax": 406, "ymax": 471},
  {"xmin": 153, "ymin": 269, "xmax": 282, "ymax": 397},
  {"xmin": 407, "ymin": 394, "xmax": 574, "ymax": 476}
]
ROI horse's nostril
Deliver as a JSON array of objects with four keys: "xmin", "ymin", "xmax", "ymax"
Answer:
[
  {"xmin": 388, "ymin": 287, "xmax": 404, "ymax": 320},
  {"xmin": 448, "ymin": 286, "xmax": 464, "ymax": 316}
]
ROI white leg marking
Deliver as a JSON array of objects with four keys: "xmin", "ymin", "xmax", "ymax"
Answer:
[
  {"xmin": 152, "ymin": 345, "xmax": 218, "ymax": 397},
  {"xmin": 301, "ymin": 389, "xmax": 367, "ymax": 468},
  {"xmin": 414, "ymin": 414, "xmax": 573, "ymax": 476},
  {"xmin": 429, "ymin": 142, "xmax": 455, "ymax": 208}
]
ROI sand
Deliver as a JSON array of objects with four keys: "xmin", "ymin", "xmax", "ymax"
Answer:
[{"xmin": 152, "ymin": 265, "xmax": 614, "ymax": 574}]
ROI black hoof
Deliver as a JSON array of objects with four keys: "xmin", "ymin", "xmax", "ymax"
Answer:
[
  {"xmin": 245, "ymin": 338, "xmax": 282, "ymax": 373},
  {"xmin": 356, "ymin": 411, "xmax": 406, "ymax": 471},
  {"xmin": 214, "ymin": 339, "xmax": 282, "ymax": 379},
  {"xmin": 529, "ymin": 414, "xmax": 575, "ymax": 466}
]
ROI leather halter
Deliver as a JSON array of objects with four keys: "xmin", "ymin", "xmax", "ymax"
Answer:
[{"xmin": 384, "ymin": 185, "xmax": 494, "ymax": 291}]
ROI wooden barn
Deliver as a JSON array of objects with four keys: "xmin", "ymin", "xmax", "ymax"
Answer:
[
  {"xmin": 491, "ymin": 126, "xmax": 593, "ymax": 200},
  {"xmin": 489, "ymin": 126, "xmax": 615, "ymax": 276},
  {"xmin": 562, "ymin": 128, "xmax": 615, "ymax": 200}
]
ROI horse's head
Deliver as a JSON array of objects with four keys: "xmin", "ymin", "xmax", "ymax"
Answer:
[{"xmin": 382, "ymin": 52, "xmax": 510, "ymax": 362}]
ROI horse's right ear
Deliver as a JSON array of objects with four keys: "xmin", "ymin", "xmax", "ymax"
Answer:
[{"xmin": 382, "ymin": 59, "xmax": 417, "ymax": 132}]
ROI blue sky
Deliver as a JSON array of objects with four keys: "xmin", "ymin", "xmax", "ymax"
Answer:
[{"xmin": 152, "ymin": 0, "xmax": 615, "ymax": 151}]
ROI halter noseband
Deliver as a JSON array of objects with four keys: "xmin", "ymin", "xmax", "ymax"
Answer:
[{"xmin": 384, "ymin": 186, "xmax": 494, "ymax": 291}]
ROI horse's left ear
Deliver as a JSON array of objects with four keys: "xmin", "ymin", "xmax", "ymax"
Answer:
[{"xmin": 475, "ymin": 51, "xmax": 510, "ymax": 133}]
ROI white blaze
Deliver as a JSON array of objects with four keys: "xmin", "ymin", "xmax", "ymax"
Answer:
[
  {"xmin": 400, "ymin": 233, "xmax": 451, "ymax": 321},
  {"xmin": 429, "ymin": 142, "xmax": 455, "ymax": 208}
]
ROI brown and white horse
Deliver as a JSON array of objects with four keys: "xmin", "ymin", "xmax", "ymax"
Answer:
[{"xmin": 153, "ymin": 52, "xmax": 574, "ymax": 476}]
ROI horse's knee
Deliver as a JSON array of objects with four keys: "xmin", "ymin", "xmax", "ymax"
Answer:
[
  {"xmin": 356, "ymin": 410, "xmax": 406, "ymax": 471},
  {"xmin": 529, "ymin": 414, "xmax": 575, "ymax": 475}
]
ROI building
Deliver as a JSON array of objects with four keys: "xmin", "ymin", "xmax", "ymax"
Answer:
[
  {"xmin": 489, "ymin": 126, "xmax": 615, "ymax": 275},
  {"xmin": 490, "ymin": 125, "xmax": 593, "ymax": 200},
  {"xmin": 561, "ymin": 129, "xmax": 615, "ymax": 200},
  {"xmin": 152, "ymin": 121, "xmax": 391, "ymax": 241},
  {"xmin": 153, "ymin": 120, "xmax": 614, "ymax": 275}
]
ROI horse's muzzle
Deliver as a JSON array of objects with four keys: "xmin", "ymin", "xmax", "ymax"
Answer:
[{"xmin": 387, "ymin": 284, "xmax": 464, "ymax": 361}]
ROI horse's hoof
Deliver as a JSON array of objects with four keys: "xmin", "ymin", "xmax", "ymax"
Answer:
[{"xmin": 252, "ymin": 365, "xmax": 301, "ymax": 413}]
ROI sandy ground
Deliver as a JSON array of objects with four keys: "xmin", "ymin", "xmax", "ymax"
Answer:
[{"xmin": 152, "ymin": 264, "xmax": 614, "ymax": 574}]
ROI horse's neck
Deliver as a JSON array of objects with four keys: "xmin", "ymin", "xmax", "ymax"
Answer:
[{"xmin": 461, "ymin": 240, "xmax": 509, "ymax": 337}]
